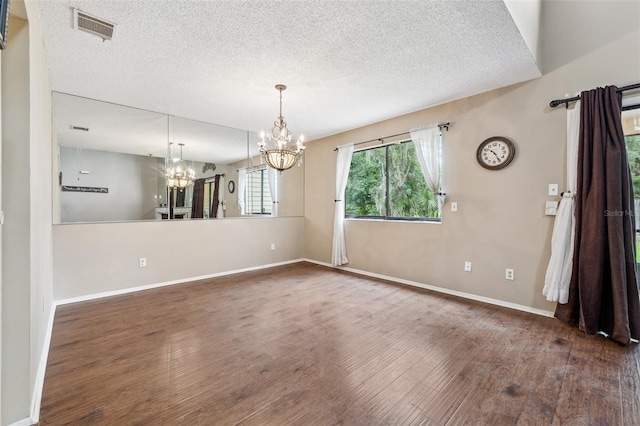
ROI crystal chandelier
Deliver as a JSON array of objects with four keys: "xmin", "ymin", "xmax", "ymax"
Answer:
[
  {"xmin": 259, "ymin": 84, "xmax": 305, "ymax": 171},
  {"xmin": 166, "ymin": 142, "xmax": 196, "ymax": 188}
]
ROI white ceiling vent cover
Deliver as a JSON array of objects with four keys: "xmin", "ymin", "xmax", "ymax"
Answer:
[{"xmin": 73, "ymin": 9, "xmax": 116, "ymax": 41}]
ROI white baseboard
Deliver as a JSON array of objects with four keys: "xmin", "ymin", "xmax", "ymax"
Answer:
[
  {"xmin": 56, "ymin": 258, "xmax": 306, "ymax": 306},
  {"xmin": 9, "ymin": 417, "xmax": 34, "ymax": 426},
  {"xmin": 302, "ymin": 258, "xmax": 554, "ymax": 318},
  {"xmin": 30, "ymin": 304, "xmax": 57, "ymax": 424}
]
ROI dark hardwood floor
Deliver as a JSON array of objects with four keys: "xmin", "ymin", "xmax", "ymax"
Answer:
[{"xmin": 39, "ymin": 262, "xmax": 640, "ymax": 425}]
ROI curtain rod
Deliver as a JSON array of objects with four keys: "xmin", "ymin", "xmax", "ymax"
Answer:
[
  {"xmin": 334, "ymin": 122, "xmax": 450, "ymax": 152},
  {"xmin": 237, "ymin": 164, "xmax": 266, "ymax": 172},
  {"xmin": 204, "ymin": 173, "xmax": 225, "ymax": 183},
  {"xmin": 549, "ymin": 82, "xmax": 640, "ymax": 109}
]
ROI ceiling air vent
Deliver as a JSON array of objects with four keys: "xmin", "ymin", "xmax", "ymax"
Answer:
[{"xmin": 73, "ymin": 9, "xmax": 116, "ymax": 41}]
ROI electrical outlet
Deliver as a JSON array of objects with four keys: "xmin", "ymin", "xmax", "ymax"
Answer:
[
  {"xmin": 464, "ymin": 261, "xmax": 472, "ymax": 272},
  {"xmin": 506, "ymin": 268, "xmax": 514, "ymax": 280},
  {"xmin": 451, "ymin": 202, "xmax": 458, "ymax": 212},
  {"xmin": 139, "ymin": 258, "xmax": 147, "ymax": 268},
  {"xmin": 270, "ymin": 243, "xmax": 276, "ymax": 251}
]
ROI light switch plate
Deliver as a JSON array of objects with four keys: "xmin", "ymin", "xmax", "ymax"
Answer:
[
  {"xmin": 451, "ymin": 202, "xmax": 458, "ymax": 212},
  {"xmin": 548, "ymin": 184, "xmax": 559, "ymax": 196},
  {"xmin": 545, "ymin": 201, "xmax": 559, "ymax": 216}
]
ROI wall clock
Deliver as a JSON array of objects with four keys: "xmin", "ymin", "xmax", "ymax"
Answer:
[
  {"xmin": 476, "ymin": 136, "xmax": 516, "ymax": 170},
  {"xmin": 228, "ymin": 180, "xmax": 235, "ymax": 193}
]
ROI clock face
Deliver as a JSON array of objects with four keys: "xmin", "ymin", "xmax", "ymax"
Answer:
[{"xmin": 476, "ymin": 137, "xmax": 515, "ymax": 170}]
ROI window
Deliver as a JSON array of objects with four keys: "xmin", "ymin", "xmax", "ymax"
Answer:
[
  {"xmin": 345, "ymin": 140, "xmax": 440, "ymax": 221},
  {"xmin": 244, "ymin": 167, "xmax": 272, "ymax": 215},
  {"xmin": 623, "ymin": 106, "xmax": 640, "ymax": 265}
]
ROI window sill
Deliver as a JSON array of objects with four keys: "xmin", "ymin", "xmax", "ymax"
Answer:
[{"xmin": 345, "ymin": 217, "xmax": 441, "ymax": 224}]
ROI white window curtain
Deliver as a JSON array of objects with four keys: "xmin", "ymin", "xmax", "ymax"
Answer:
[
  {"xmin": 411, "ymin": 126, "xmax": 445, "ymax": 212},
  {"xmin": 543, "ymin": 101, "xmax": 580, "ymax": 303},
  {"xmin": 217, "ymin": 175, "xmax": 225, "ymax": 218},
  {"xmin": 237, "ymin": 168, "xmax": 246, "ymax": 215},
  {"xmin": 332, "ymin": 144, "xmax": 354, "ymax": 266},
  {"xmin": 268, "ymin": 167, "xmax": 279, "ymax": 217}
]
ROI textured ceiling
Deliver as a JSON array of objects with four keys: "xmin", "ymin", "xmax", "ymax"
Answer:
[{"xmin": 36, "ymin": 0, "xmax": 540, "ymax": 144}]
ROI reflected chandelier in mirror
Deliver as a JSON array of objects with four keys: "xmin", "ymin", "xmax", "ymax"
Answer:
[{"xmin": 166, "ymin": 143, "xmax": 196, "ymax": 188}]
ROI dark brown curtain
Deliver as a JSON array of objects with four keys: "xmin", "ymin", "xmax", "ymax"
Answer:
[
  {"xmin": 191, "ymin": 178, "xmax": 205, "ymax": 219},
  {"xmin": 555, "ymin": 86, "xmax": 640, "ymax": 344},
  {"xmin": 169, "ymin": 188, "xmax": 175, "ymax": 219},
  {"xmin": 176, "ymin": 188, "xmax": 186, "ymax": 207},
  {"xmin": 211, "ymin": 174, "xmax": 221, "ymax": 218}
]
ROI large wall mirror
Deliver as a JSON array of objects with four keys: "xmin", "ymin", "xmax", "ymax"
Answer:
[{"xmin": 53, "ymin": 92, "xmax": 304, "ymax": 223}]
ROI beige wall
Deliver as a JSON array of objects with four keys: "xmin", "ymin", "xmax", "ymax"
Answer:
[
  {"xmin": 277, "ymin": 162, "xmax": 305, "ymax": 217},
  {"xmin": 27, "ymin": 1, "xmax": 54, "ymax": 422},
  {"xmin": 1, "ymin": 15, "xmax": 31, "ymax": 425},
  {"xmin": 53, "ymin": 216, "xmax": 304, "ymax": 301},
  {"xmin": 539, "ymin": 0, "xmax": 640, "ymax": 76},
  {"xmin": 1, "ymin": 2, "xmax": 54, "ymax": 424},
  {"xmin": 304, "ymin": 8, "xmax": 640, "ymax": 313}
]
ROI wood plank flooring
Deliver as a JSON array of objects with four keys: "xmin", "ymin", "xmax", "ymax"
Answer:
[{"xmin": 38, "ymin": 262, "xmax": 640, "ymax": 425}]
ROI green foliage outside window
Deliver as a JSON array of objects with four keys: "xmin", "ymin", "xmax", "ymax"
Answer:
[
  {"xmin": 625, "ymin": 134, "xmax": 640, "ymax": 199},
  {"xmin": 345, "ymin": 141, "xmax": 440, "ymax": 220},
  {"xmin": 623, "ymin": 134, "xmax": 640, "ymax": 263}
]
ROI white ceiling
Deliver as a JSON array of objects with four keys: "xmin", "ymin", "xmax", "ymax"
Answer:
[{"xmin": 36, "ymin": 0, "xmax": 541, "ymax": 147}]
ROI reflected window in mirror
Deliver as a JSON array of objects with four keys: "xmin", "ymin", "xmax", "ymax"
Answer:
[{"xmin": 244, "ymin": 166, "xmax": 273, "ymax": 215}]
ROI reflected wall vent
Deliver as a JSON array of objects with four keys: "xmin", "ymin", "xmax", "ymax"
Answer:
[{"xmin": 73, "ymin": 9, "xmax": 116, "ymax": 41}]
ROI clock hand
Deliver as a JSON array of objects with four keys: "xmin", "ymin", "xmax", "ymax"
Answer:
[{"xmin": 489, "ymin": 149, "xmax": 501, "ymax": 160}]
